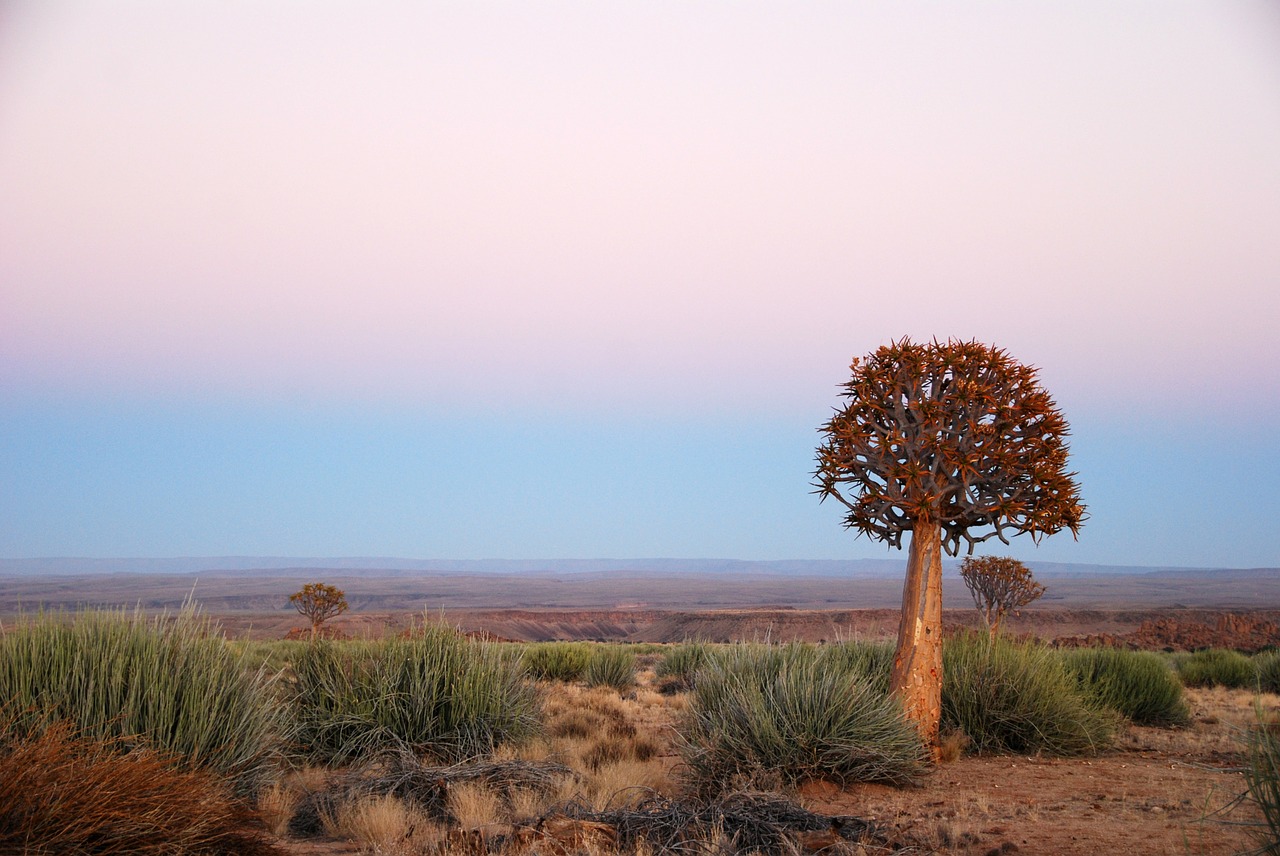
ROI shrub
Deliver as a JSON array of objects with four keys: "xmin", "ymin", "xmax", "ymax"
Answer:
[
  {"xmin": 584, "ymin": 645, "xmax": 636, "ymax": 690},
  {"xmin": 520, "ymin": 642, "xmax": 592, "ymax": 682},
  {"xmin": 655, "ymin": 642, "xmax": 711, "ymax": 692},
  {"xmin": 1177, "ymin": 648, "xmax": 1255, "ymax": 689},
  {"xmin": 943, "ymin": 633, "xmax": 1116, "ymax": 756},
  {"xmin": 679, "ymin": 643, "xmax": 925, "ymax": 791},
  {"xmin": 0, "ymin": 607, "xmax": 284, "ymax": 794},
  {"xmin": 1254, "ymin": 652, "xmax": 1280, "ymax": 695},
  {"xmin": 291, "ymin": 623, "xmax": 541, "ymax": 764},
  {"xmin": 1061, "ymin": 647, "xmax": 1190, "ymax": 727},
  {"xmin": 0, "ymin": 720, "xmax": 283, "ymax": 855},
  {"xmin": 817, "ymin": 640, "xmax": 894, "ymax": 696},
  {"xmin": 1243, "ymin": 708, "xmax": 1280, "ymax": 854}
]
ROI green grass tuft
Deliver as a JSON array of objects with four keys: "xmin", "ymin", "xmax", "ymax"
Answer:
[
  {"xmin": 679, "ymin": 643, "xmax": 924, "ymax": 791},
  {"xmin": 1176, "ymin": 648, "xmax": 1256, "ymax": 689},
  {"xmin": 1061, "ymin": 647, "xmax": 1190, "ymax": 727},
  {"xmin": 583, "ymin": 645, "xmax": 636, "ymax": 690},
  {"xmin": 0, "ymin": 607, "xmax": 284, "ymax": 794},
  {"xmin": 943, "ymin": 633, "xmax": 1117, "ymax": 756},
  {"xmin": 1243, "ymin": 708, "xmax": 1280, "ymax": 854},
  {"xmin": 519, "ymin": 642, "xmax": 593, "ymax": 682},
  {"xmin": 655, "ymin": 642, "xmax": 712, "ymax": 692},
  {"xmin": 1254, "ymin": 651, "xmax": 1280, "ymax": 695},
  {"xmin": 817, "ymin": 640, "xmax": 894, "ymax": 696},
  {"xmin": 291, "ymin": 621, "xmax": 541, "ymax": 764}
]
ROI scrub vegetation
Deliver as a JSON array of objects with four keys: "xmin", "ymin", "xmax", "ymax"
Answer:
[{"xmin": 2, "ymin": 608, "xmax": 1277, "ymax": 854}]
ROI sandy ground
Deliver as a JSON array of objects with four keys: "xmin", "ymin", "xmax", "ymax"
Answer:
[{"xmin": 269, "ymin": 678, "xmax": 1274, "ymax": 856}]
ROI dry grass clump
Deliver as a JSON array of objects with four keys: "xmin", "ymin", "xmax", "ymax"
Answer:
[
  {"xmin": 0, "ymin": 720, "xmax": 282, "ymax": 855},
  {"xmin": 544, "ymin": 684, "xmax": 666, "ymax": 778},
  {"xmin": 332, "ymin": 793, "xmax": 441, "ymax": 854}
]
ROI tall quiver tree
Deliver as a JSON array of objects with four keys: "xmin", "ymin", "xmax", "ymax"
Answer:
[{"xmin": 814, "ymin": 338, "xmax": 1085, "ymax": 755}]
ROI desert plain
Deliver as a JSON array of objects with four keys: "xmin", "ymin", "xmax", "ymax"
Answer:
[{"xmin": 3, "ymin": 563, "xmax": 1279, "ymax": 855}]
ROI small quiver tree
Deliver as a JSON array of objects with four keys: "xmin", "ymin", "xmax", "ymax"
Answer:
[
  {"xmin": 289, "ymin": 582, "xmax": 349, "ymax": 640},
  {"xmin": 814, "ymin": 338, "xmax": 1084, "ymax": 756},
  {"xmin": 959, "ymin": 556, "xmax": 1045, "ymax": 640}
]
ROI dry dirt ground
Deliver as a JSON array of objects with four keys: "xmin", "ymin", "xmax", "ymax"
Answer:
[
  {"xmin": 266, "ymin": 671, "xmax": 1274, "ymax": 856},
  {"xmin": 801, "ymin": 685, "xmax": 1266, "ymax": 855}
]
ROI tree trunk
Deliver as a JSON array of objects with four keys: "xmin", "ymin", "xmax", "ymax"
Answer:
[{"xmin": 889, "ymin": 524, "xmax": 943, "ymax": 757}]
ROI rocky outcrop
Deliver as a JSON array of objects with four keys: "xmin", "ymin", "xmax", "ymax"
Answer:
[{"xmin": 1054, "ymin": 612, "xmax": 1280, "ymax": 653}]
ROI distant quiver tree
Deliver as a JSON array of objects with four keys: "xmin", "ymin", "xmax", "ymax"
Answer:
[
  {"xmin": 813, "ymin": 338, "xmax": 1085, "ymax": 754},
  {"xmin": 959, "ymin": 555, "xmax": 1046, "ymax": 641},
  {"xmin": 290, "ymin": 582, "xmax": 349, "ymax": 640}
]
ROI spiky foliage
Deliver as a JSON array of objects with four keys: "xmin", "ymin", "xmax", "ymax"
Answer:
[
  {"xmin": 679, "ymin": 643, "xmax": 925, "ymax": 791},
  {"xmin": 1244, "ymin": 707, "xmax": 1280, "ymax": 854},
  {"xmin": 289, "ymin": 582, "xmax": 349, "ymax": 639},
  {"xmin": 1176, "ymin": 648, "xmax": 1256, "ymax": 689},
  {"xmin": 655, "ymin": 642, "xmax": 712, "ymax": 693},
  {"xmin": 1061, "ymin": 647, "xmax": 1190, "ymax": 727},
  {"xmin": 520, "ymin": 642, "xmax": 593, "ymax": 682},
  {"xmin": 960, "ymin": 555, "xmax": 1046, "ymax": 638},
  {"xmin": 814, "ymin": 338, "xmax": 1085, "ymax": 555},
  {"xmin": 943, "ymin": 633, "xmax": 1116, "ymax": 756},
  {"xmin": 583, "ymin": 645, "xmax": 636, "ymax": 690},
  {"xmin": 0, "ymin": 608, "xmax": 284, "ymax": 794},
  {"xmin": 817, "ymin": 641, "xmax": 894, "ymax": 696},
  {"xmin": 0, "ymin": 720, "xmax": 283, "ymax": 856},
  {"xmin": 1256, "ymin": 651, "xmax": 1280, "ymax": 695},
  {"xmin": 290, "ymin": 623, "xmax": 541, "ymax": 764}
]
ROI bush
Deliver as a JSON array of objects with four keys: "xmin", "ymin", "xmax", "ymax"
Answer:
[
  {"xmin": 943, "ymin": 633, "xmax": 1116, "ymax": 756},
  {"xmin": 291, "ymin": 623, "xmax": 541, "ymax": 764},
  {"xmin": 679, "ymin": 643, "xmax": 924, "ymax": 791},
  {"xmin": 0, "ymin": 608, "xmax": 284, "ymax": 794},
  {"xmin": 1243, "ymin": 709, "xmax": 1280, "ymax": 854},
  {"xmin": 817, "ymin": 641, "xmax": 894, "ymax": 696},
  {"xmin": 655, "ymin": 642, "xmax": 711, "ymax": 692},
  {"xmin": 1239, "ymin": 706, "xmax": 1280, "ymax": 854},
  {"xmin": 1061, "ymin": 647, "xmax": 1190, "ymax": 727},
  {"xmin": 520, "ymin": 642, "xmax": 592, "ymax": 682},
  {"xmin": 1254, "ymin": 652, "xmax": 1280, "ymax": 695},
  {"xmin": 0, "ymin": 719, "xmax": 283, "ymax": 855},
  {"xmin": 1177, "ymin": 648, "xmax": 1256, "ymax": 689},
  {"xmin": 584, "ymin": 645, "xmax": 637, "ymax": 690}
]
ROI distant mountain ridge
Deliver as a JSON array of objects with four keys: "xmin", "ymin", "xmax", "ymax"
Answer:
[{"xmin": 2, "ymin": 556, "xmax": 1272, "ymax": 578}]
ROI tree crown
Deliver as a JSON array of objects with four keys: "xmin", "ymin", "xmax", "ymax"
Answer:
[
  {"xmin": 959, "ymin": 555, "xmax": 1046, "ymax": 617},
  {"xmin": 814, "ymin": 338, "xmax": 1085, "ymax": 556},
  {"xmin": 289, "ymin": 582, "xmax": 349, "ymax": 627}
]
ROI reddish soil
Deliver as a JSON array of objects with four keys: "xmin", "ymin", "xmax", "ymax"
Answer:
[
  {"xmin": 217, "ymin": 607, "xmax": 1280, "ymax": 652},
  {"xmin": 1055, "ymin": 612, "xmax": 1280, "ymax": 653},
  {"xmin": 270, "ymin": 684, "xmax": 1273, "ymax": 856}
]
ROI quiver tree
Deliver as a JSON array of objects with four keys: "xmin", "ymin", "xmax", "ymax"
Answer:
[
  {"xmin": 289, "ymin": 582, "xmax": 349, "ymax": 640},
  {"xmin": 814, "ymin": 338, "xmax": 1084, "ymax": 754},
  {"xmin": 959, "ymin": 555, "xmax": 1045, "ymax": 640}
]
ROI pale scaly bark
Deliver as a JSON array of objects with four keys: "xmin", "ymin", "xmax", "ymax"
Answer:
[{"xmin": 889, "ymin": 525, "xmax": 943, "ymax": 757}]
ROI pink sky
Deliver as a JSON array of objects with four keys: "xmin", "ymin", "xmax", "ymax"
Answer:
[{"xmin": 2, "ymin": 3, "xmax": 1278, "ymax": 564}]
